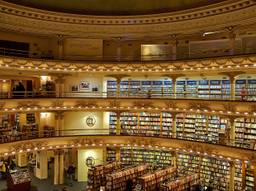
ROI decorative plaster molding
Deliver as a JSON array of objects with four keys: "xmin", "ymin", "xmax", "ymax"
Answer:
[{"xmin": 0, "ymin": 0, "xmax": 255, "ymax": 38}]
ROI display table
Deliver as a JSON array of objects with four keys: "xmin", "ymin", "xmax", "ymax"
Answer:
[{"xmin": 7, "ymin": 169, "xmax": 31, "ymax": 191}]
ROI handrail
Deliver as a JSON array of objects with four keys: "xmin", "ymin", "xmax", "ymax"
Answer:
[
  {"xmin": 1, "ymin": 46, "xmax": 256, "ymax": 62},
  {"xmin": 0, "ymin": 128, "xmax": 255, "ymax": 150},
  {"xmin": 0, "ymin": 90, "xmax": 255, "ymax": 101}
]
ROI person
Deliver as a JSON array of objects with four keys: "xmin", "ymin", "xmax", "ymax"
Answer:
[
  {"xmin": 67, "ymin": 163, "xmax": 76, "ymax": 186},
  {"xmin": 126, "ymin": 179, "xmax": 133, "ymax": 191},
  {"xmin": 240, "ymin": 86, "xmax": 247, "ymax": 101}
]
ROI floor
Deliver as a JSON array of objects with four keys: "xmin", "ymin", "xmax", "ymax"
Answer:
[
  {"xmin": 0, "ymin": 176, "xmax": 86, "ymax": 191},
  {"xmin": 0, "ymin": 163, "xmax": 86, "ymax": 191}
]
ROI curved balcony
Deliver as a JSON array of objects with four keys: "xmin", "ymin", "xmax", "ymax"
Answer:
[
  {"xmin": 1, "ymin": 47, "xmax": 256, "ymax": 62},
  {"xmin": 0, "ymin": 129, "xmax": 255, "ymax": 154}
]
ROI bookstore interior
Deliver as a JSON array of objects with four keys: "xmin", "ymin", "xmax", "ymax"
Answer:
[{"xmin": 0, "ymin": 0, "xmax": 256, "ymax": 191}]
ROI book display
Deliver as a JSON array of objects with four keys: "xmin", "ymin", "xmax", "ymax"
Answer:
[
  {"xmin": 177, "ymin": 153, "xmax": 230, "ymax": 190},
  {"xmin": 105, "ymin": 164, "xmax": 149, "ymax": 191},
  {"xmin": 245, "ymin": 162, "xmax": 255, "ymax": 191},
  {"xmin": 7, "ymin": 169, "xmax": 31, "ymax": 191},
  {"xmin": 160, "ymin": 173, "xmax": 200, "ymax": 191},
  {"xmin": 22, "ymin": 113, "xmax": 39, "ymax": 139},
  {"xmin": 176, "ymin": 114, "xmax": 227, "ymax": 143},
  {"xmin": 235, "ymin": 79, "xmax": 256, "ymax": 101},
  {"xmin": 106, "ymin": 147, "xmax": 116, "ymax": 162},
  {"xmin": 87, "ymin": 161, "xmax": 122, "ymax": 191},
  {"xmin": 107, "ymin": 80, "xmax": 172, "ymax": 97},
  {"xmin": 109, "ymin": 112, "xmax": 172, "ymax": 137},
  {"xmin": 235, "ymin": 118, "xmax": 256, "ymax": 149},
  {"xmin": 234, "ymin": 161, "xmax": 243, "ymax": 191},
  {"xmin": 138, "ymin": 166, "xmax": 177, "ymax": 191},
  {"xmin": 120, "ymin": 147, "xmax": 172, "ymax": 168},
  {"xmin": 0, "ymin": 114, "xmax": 11, "ymax": 142}
]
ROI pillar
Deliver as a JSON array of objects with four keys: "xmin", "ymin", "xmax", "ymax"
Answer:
[
  {"xmin": 242, "ymin": 161, "xmax": 246, "ymax": 190},
  {"xmin": 35, "ymin": 151, "xmax": 48, "ymax": 179},
  {"xmin": 116, "ymin": 147, "xmax": 121, "ymax": 162},
  {"xmin": 229, "ymin": 117, "xmax": 236, "ymax": 145},
  {"xmin": 172, "ymin": 78, "xmax": 177, "ymax": 98},
  {"xmin": 228, "ymin": 28, "xmax": 236, "ymax": 56},
  {"xmin": 54, "ymin": 150, "xmax": 64, "ymax": 185},
  {"xmin": 55, "ymin": 76, "xmax": 65, "ymax": 98},
  {"xmin": 172, "ymin": 40, "xmax": 178, "ymax": 60},
  {"xmin": 57, "ymin": 35, "xmax": 64, "ymax": 59},
  {"xmin": 55, "ymin": 111, "xmax": 64, "ymax": 136},
  {"xmin": 229, "ymin": 161, "xmax": 235, "ymax": 191},
  {"xmin": 116, "ymin": 37, "xmax": 122, "ymax": 61},
  {"xmin": 116, "ymin": 111, "xmax": 121, "ymax": 135},
  {"xmin": 116, "ymin": 78, "xmax": 121, "ymax": 97},
  {"xmin": 230, "ymin": 76, "xmax": 236, "ymax": 100},
  {"xmin": 172, "ymin": 113, "xmax": 177, "ymax": 138},
  {"xmin": 172, "ymin": 151, "xmax": 177, "ymax": 168},
  {"xmin": 17, "ymin": 153, "xmax": 28, "ymax": 167},
  {"xmin": 253, "ymin": 161, "xmax": 256, "ymax": 190}
]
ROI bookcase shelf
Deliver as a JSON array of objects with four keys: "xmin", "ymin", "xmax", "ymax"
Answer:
[
  {"xmin": 107, "ymin": 80, "xmax": 172, "ymax": 97},
  {"xmin": 106, "ymin": 164, "xmax": 149, "ymax": 191},
  {"xmin": 235, "ymin": 79, "xmax": 256, "ymax": 101},
  {"xmin": 177, "ymin": 153, "xmax": 230, "ymax": 190},
  {"xmin": 109, "ymin": 112, "xmax": 172, "ymax": 137},
  {"xmin": 235, "ymin": 118, "xmax": 256, "ymax": 149},
  {"xmin": 138, "ymin": 166, "xmax": 177, "ymax": 191},
  {"xmin": 161, "ymin": 173, "xmax": 200, "ymax": 191},
  {"xmin": 245, "ymin": 162, "xmax": 255, "ymax": 191},
  {"xmin": 176, "ymin": 114, "xmax": 227, "ymax": 143},
  {"xmin": 234, "ymin": 161, "xmax": 243, "ymax": 191},
  {"xmin": 87, "ymin": 161, "xmax": 122, "ymax": 191}
]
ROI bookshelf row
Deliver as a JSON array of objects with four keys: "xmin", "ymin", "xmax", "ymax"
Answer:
[
  {"xmin": 106, "ymin": 147, "xmax": 255, "ymax": 191},
  {"xmin": 107, "ymin": 79, "xmax": 256, "ymax": 100},
  {"xmin": 109, "ymin": 112, "xmax": 256, "ymax": 148}
]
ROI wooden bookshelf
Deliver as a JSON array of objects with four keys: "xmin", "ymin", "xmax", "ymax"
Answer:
[
  {"xmin": 138, "ymin": 166, "xmax": 177, "ymax": 191},
  {"xmin": 106, "ymin": 164, "xmax": 149, "ymax": 191},
  {"xmin": 161, "ymin": 173, "xmax": 200, "ymax": 191},
  {"xmin": 86, "ymin": 161, "xmax": 122, "ymax": 191}
]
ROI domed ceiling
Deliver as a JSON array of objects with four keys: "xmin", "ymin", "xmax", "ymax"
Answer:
[{"xmin": 3, "ymin": 0, "xmax": 227, "ymax": 15}]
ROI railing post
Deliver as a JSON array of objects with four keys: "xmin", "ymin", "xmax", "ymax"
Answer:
[{"xmin": 172, "ymin": 113, "xmax": 177, "ymax": 138}]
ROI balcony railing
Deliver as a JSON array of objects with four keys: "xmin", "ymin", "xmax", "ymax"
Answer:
[
  {"xmin": 0, "ymin": 90, "xmax": 255, "ymax": 101},
  {"xmin": 1, "ymin": 47, "xmax": 256, "ymax": 62},
  {"xmin": 0, "ymin": 128, "xmax": 255, "ymax": 151}
]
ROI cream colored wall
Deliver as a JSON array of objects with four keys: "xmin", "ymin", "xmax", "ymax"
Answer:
[
  {"xmin": 64, "ymin": 38, "xmax": 103, "ymax": 60},
  {"xmin": 0, "ymin": 31, "xmax": 58, "ymax": 58},
  {"xmin": 77, "ymin": 148, "xmax": 104, "ymax": 182},
  {"xmin": 64, "ymin": 74, "xmax": 104, "ymax": 96},
  {"xmin": 39, "ymin": 112, "xmax": 55, "ymax": 127},
  {"xmin": 64, "ymin": 112, "xmax": 109, "ymax": 135}
]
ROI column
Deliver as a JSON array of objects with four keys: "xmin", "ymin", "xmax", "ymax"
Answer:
[
  {"xmin": 17, "ymin": 153, "xmax": 28, "ymax": 167},
  {"xmin": 229, "ymin": 161, "xmax": 235, "ymax": 191},
  {"xmin": 116, "ymin": 77, "xmax": 121, "ymax": 97},
  {"xmin": 116, "ymin": 37, "xmax": 122, "ymax": 61},
  {"xmin": 116, "ymin": 147, "xmax": 121, "ymax": 162},
  {"xmin": 172, "ymin": 151, "xmax": 177, "ymax": 168},
  {"xmin": 253, "ymin": 161, "xmax": 256, "ymax": 191},
  {"xmin": 172, "ymin": 39, "xmax": 178, "ymax": 60},
  {"xmin": 242, "ymin": 161, "xmax": 246, "ymax": 190},
  {"xmin": 54, "ymin": 150, "xmax": 64, "ymax": 185},
  {"xmin": 229, "ymin": 117, "xmax": 236, "ymax": 145},
  {"xmin": 228, "ymin": 28, "xmax": 236, "ymax": 56},
  {"xmin": 35, "ymin": 151, "xmax": 48, "ymax": 179},
  {"xmin": 57, "ymin": 35, "xmax": 64, "ymax": 59},
  {"xmin": 55, "ymin": 76, "xmax": 65, "ymax": 98},
  {"xmin": 172, "ymin": 113, "xmax": 177, "ymax": 138},
  {"xmin": 172, "ymin": 78, "xmax": 177, "ymax": 98},
  {"xmin": 55, "ymin": 111, "xmax": 64, "ymax": 136},
  {"xmin": 116, "ymin": 111, "xmax": 121, "ymax": 135},
  {"xmin": 230, "ymin": 76, "xmax": 236, "ymax": 100}
]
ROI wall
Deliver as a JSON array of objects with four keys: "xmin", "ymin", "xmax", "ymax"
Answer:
[
  {"xmin": 77, "ymin": 148, "xmax": 104, "ymax": 182},
  {"xmin": 0, "ymin": 31, "xmax": 58, "ymax": 58},
  {"xmin": 64, "ymin": 74, "xmax": 104, "ymax": 96},
  {"xmin": 64, "ymin": 38, "xmax": 103, "ymax": 60},
  {"xmin": 64, "ymin": 112, "xmax": 109, "ymax": 135}
]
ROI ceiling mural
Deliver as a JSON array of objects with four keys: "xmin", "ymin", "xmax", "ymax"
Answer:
[{"xmin": 3, "ymin": 0, "xmax": 226, "ymax": 15}]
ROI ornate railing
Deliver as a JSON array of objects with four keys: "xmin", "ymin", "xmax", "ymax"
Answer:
[{"xmin": 0, "ymin": 128, "xmax": 255, "ymax": 150}]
